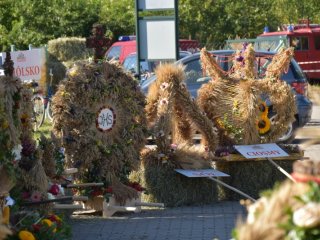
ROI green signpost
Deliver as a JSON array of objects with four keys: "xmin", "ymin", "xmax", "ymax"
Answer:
[{"xmin": 135, "ymin": 0, "xmax": 179, "ymax": 80}]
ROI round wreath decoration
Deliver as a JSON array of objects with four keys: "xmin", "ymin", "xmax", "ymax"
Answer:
[{"xmin": 52, "ymin": 61, "xmax": 147, "ymax": 201}]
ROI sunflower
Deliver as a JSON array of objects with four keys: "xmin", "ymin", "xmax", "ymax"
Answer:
[
  {"xmin": 256, "ymin": 115, "xmax": 271, "ymax": 134},
  {"xmin": 258, "ymin": 101, "xmax": 268, "ymax": 117}
]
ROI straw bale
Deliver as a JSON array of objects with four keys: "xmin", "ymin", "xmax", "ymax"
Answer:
[
  {"xmin": 215, "ymin": 159, "xmax": 294, "ymax": 200},
  {"xmin": 47, "ymin": 37, "xmax": 93, "ymax": 62},
  {"xmin": 131, "ymin": 149, "xmax": 218, "ymax": 207}
]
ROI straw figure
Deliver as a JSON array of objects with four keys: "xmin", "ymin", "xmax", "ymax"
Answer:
[
  {"xmin": 198, "ymin": 45, "xmax": 296, "ymax": 145},
  {"xmin": 131, "ymin": 63, "xmax": 220, "ymax": 206},
  {"xmin": 234, "ymin": 159, "xmax": 320, "ymax": 240},
  {"xmin": 197, "ymin": 45, "xmax": 298, "ymax": 199},
  {"xmin": 51, "ymin": 60, "xmax": 147, "ymax": 204}
]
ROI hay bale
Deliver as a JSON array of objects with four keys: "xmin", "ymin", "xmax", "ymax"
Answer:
[
  {"xmin": 47, "ymin": 37, "xmax": 94, "ymax": 88},
  {"xmin": 130, "ymin": 164, "xmax": 218, "ymax": 207},
  {"xmin": 215, "ymin": 159, "xmax": 294, "ymax": 201},
  {"xmin": 47, "ymin": 37, "xmax": 93, "ymax": 62}
]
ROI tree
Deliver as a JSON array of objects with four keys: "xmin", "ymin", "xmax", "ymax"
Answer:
[
  {"xmin": 271, "ymin": 0, "xmax": 320, "ymax": 24},
  {"xmin": 99, "ymin": 0, "xmax": 135, "ymax": 41},
  {"xmin": 0, "ymin": 0, "xmax": 100, "ymax": 51}
]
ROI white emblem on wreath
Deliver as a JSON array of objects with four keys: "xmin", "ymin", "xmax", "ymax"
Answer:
[{"xmin": 96, "ymin": 107, "xmax": 116, "ymax": 132}]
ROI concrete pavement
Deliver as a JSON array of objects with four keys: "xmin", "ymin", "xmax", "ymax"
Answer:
[{"xmin": 71, "ymin": 201, "xmax": 246, "ymax": 240}]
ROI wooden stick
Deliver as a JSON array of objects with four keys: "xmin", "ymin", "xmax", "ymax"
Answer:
[
  {"xmin": 62, "ymin": 182, "xmax": 104, "ymax": 188},
  {"xmin": 135, "ymin": 202, "xmax": 164, "ymax": 207},
  {"xmin": 208, "ymin": 177, "xmax": 256, "ymax": 202},
  {"xmin": 72, "ymin": 196, "xmax": 88, "ymax": 201},
  {"xmin": 22, "ymin": 196, "xmax": 73, "ymax": 206},
  {"xmin": 22, "ymin": 195, "xmax": 88, "ymax": 206},
  {"xmin": 266, "ymin": 157, "xmax": 296, "ymax": 183},
  {"xmin": 53, "ymin": 204, "xmax": 83, "ymax": 210},
  {"xmin": 106, "ymin": 206, "xmax": 137, "ymax": 212}
]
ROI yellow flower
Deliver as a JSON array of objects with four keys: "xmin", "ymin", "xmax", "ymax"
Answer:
[
  {"xmin": 68, "ymin": 68, "xmax": 78, "ymax": 77},
  {"xmin": 215, "ymin": 118, "xmax": 224, "ymax": 129},
  {"xmin": 18, "ymin": 230, "xmax": 35, "ymax": 240},
  {"xmin": 42, "ymin": 219, "xmax": 56, "ymax": 232},
  {"xmin": 258, "ymin": 101, "xmax": 268, "ymax": 117},
  {"xmin": 42, "ymin": 219, "xmax": 52, "ymax": 226},
  {"xmin": 256, "ymin": 116, "xmax": 271, "ymax": 134}
]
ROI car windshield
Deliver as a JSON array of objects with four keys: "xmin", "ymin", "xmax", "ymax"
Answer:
[
  {"xmin": 106, "ymin": 46, "xmax": 121, "ymax": 61},
  {"xmin": 255, "ymin": 35, "xmax": 289, "ymax": 51},
  {"xmin": 123, "ymin": 55, "xmax": 152, "ymax": 74},
  {"xmin": 124, "ymin": 52, "xmax": 192, "ymax": 76}
]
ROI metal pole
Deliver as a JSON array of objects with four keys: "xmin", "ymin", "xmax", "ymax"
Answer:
[
  {"xmin": 266, "ymin": 157, "xmax": 296, "ymax": 183},
  {"xmin": 135, "ymin": 0, "xmax": 141, "ymax": 82},
  {"xmin": 208, "ymin": 177, "xmax": 256, "ymax": 202}
]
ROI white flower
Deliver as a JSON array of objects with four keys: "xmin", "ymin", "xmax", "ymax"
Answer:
[
  {"xmin": 160, "ymin": 98, "xmax": 168, "ymax": 105},
  {"xmin": 160, "ymin": 82, "xmax": 169, "ymax": 90},
  {"xmin": 293, "ymin": 202, "xmax": 320, "ymax": 228}
]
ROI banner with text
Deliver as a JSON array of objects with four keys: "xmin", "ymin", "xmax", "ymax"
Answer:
[{"xmin": 1, "ymin": 48, "xmax": 47, "ymax": 88}]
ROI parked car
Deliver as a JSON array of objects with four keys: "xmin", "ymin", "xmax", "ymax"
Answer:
[
  {"xmin": 123, "ymin": 51, "xmax": 192, "ymax": 82},
  {"xmin": 105, "ymin": 35, "xmax": 200, "ymax": 64},
  {"xmin": 141, "ymin": 50, "xmax": 313, "ymax": 143}
]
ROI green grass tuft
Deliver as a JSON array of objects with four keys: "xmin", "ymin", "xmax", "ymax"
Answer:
[{"xmin": 33, "ymin": 119, "xmax": 53, "ymax": 141}]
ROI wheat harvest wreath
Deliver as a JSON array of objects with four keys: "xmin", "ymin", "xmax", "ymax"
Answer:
[{"xmin": 51, "ymin": 61, "xmax": 148, "ymax": 203}]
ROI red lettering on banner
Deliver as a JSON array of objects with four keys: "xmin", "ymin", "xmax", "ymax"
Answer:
[
  {"xmin": 34, "ymin": 66, "xmax": 40, "ymax": 74},
  {"xmin": 13, "ymin": 66, "xmax": 41, "ymax": 77}
]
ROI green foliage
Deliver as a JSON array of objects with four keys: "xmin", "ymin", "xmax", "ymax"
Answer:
[
  {"xmin": 297, "ymin": 181, "xmax": 320, "ymax": 203},
  {"xmin": 2, "ymin": 0, "xmax": 320, "ymax": 52},
  {"xmin": 99, "ymin": 0, "xmax": 135, "ymax": 40},
  {"xmin": 0, "ymin": 0, "xmax": 100, "ymax": 51}
]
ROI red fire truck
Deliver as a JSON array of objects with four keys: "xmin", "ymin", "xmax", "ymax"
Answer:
[{"xmin": 258, "ymin": 19, "xmax": 320, "ymax": 82}]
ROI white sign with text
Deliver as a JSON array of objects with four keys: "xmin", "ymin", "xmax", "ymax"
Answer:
[
  {"xmin": 1, "ymin": 48, "xmax": 46, "ymax": 82},
  {"xmin": 175, "ymin": 169, "xmax": 229, "ymax": 178},
  {"xmin": 234, "ymin": 143, "xmax": 288, "ymax": 159}
]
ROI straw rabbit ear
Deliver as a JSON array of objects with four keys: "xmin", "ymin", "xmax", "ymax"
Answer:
[
  {"xmin": 243, "ymin": 44, "xmax": 255, "ymax": 79},
  {"xmin": 200, "ymin": 48, "xmax": 224, "ymax": 81},
  {"xmin": 265, "ymin": 47, "xmax": 294, "ymax": 80}
]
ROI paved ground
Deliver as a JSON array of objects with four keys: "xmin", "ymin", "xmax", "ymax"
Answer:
[{"xmin": 71, "ymin": 201, "xmax": 246, "ymax": 240}]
